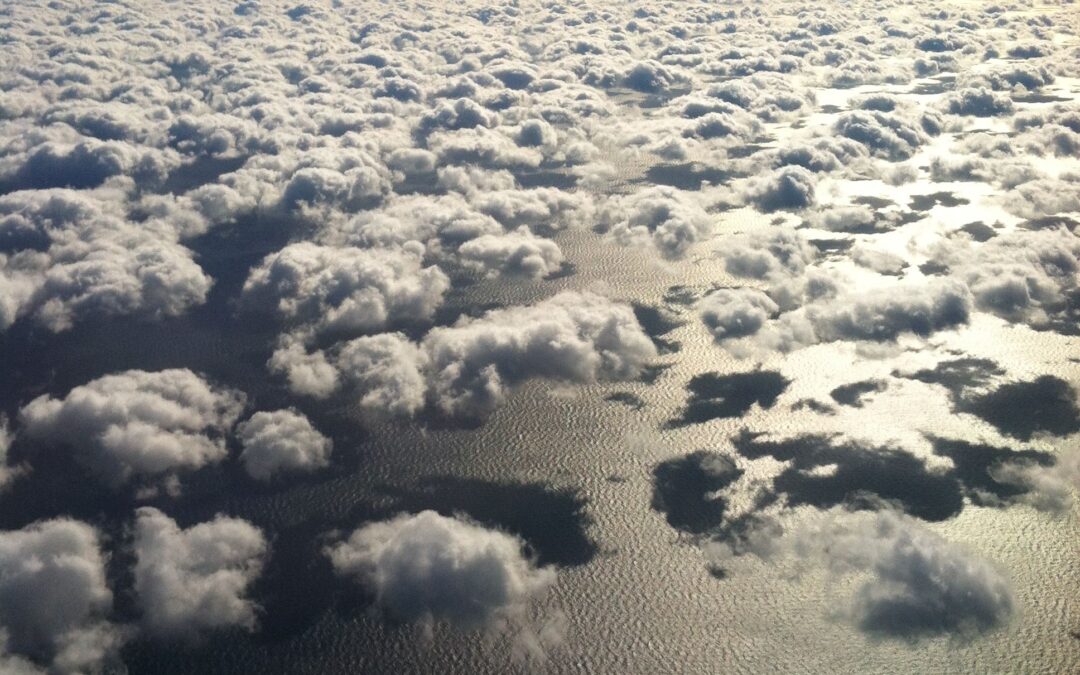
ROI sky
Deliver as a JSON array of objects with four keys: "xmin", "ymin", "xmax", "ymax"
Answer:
[{"xmin": 0, "ymin": 0, "xmax": 1078, "ymax": 673}]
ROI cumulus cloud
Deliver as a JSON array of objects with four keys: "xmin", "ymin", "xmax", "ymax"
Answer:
[
  {"xmin": 422, "ymin": 291, "xmax": 657, "ymax": 417},
  {"xmin": 0, "ymin": 519, "xmax": 121, "ymax": 673},
  {"xmin": 927, "ymin": 225, "xmax": 1079, "ymax": 329},
  {"xmin": 236, "ymin": 409, "xmax": 332, "ymax": 481},
  {"xmin": 737, "ymin": 166, "xmax": 817, "ymax": 212},
  {"xmin": 0, "ymin": 417, "xmax": 25, "ymax": 492},
  {"xmin": 274, "ymin": 292, "xmax": 656, "ymax": 419},
  {"xmin": 458, "ymin": 228, "xmax": 565, "ymax": 279},
  {"xmin": 599, "ymin": 187, "xmax": 713, "ymax": 259},
  {"xmin": 711, "ymin": 278, "xmax": 972, "ymax": 355},
  {"xmin": 833, "ymin": 109, "xmax": 939, "ymax": 161},
  {"xmin": 706, "ymin": 509, "xmax": 1015, "ymax": 641},
  {"xmin": 699, "ymin": 288, "xmax": 779, "ymax": 341},
  {"xmin": 326, "ymin": 511, "xmax": 556, "ymax": 639},
  {"xmin": 1, "ymin": 0, "xmax": 1078, "ymax": 667},
  {"xmin": 943, "ymin": 88, "xmax": 1013, "ymax": 117},
  {"xmin": 333, "ymin": 332, "xmax": 431, "ymax": 417},
  {"xmin": 0, "ymin": 189, "xmax": 211, "ymax": 332},
  {"xmin": 987, "ymin": 442, "xmax": 1080, "ymax": 515},
  {"xmin": 242, "ymin": 242, "xmax": 449, "ymax": 341},
  {"xmin": 19, "ymin": 369, "xmax": 244, "ymax": 487},
  {"xmin": 133, "ymin": 507, "xmax": 267, "ymax": 639}
]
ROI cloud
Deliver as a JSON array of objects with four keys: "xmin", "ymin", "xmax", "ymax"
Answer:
[
  {"xmin": 0, "ymin": 417, "xmax": 25, "ymax": 492},
  {"xmin": 699, "ymin": 288, "xmax": 779, "ymax": 341},
  {"xmin": 326, "ymin": 510, "xmax": 556, "ymax": 634},
  {"xmin": 805, "ymin": 279, "xmax": 972, "ymax": 343},
  {"xmin": 708, "ymin": 509, "xmax": 1014, "ymax": 642},
  {"xmin": 943, "ymin": 87, "xmax": 1013, "ymax": 117},
  {"xmin": 986, "ymin": 442, "xmax": 1080, "ymax": 514},
  {"xmin": 833, "ymin": 109, "xmax": 939, "ymax": 161},
  {"xmin": 241, "ymin": 242, "xmax": 449, "ymax": 342},
  {"xmin": 274, "ymin": 291, "xmax": 656, "ymax": 419},
  {"xmin": 738, "ymin": 166, "xmax": 817, "ymax": 212},
  {"xmin": 133, "ymin": 507, "xmax": 267, "ymax": 639},
  {"xmin": 271, "ymin": 332, "xmax": 430, "ymax": 419},
  {"xmin": 599, "ymin": 186, "xmax": 713, "ymax": 258},
  {"xmin": 0, "ymin": 189, "xmax": 211, "ymax": 332},
  {"xmin": 1002, "ymin": 174, "xmax": 1080, "ymax": 219},
  {"xmin": 928, "ymin": 225, "xmax": 1080, "ymax": 330},
  {"xmin": 458, "ymin": 227, "xmax": 565, "ymax": 279},
  {"xmin": 1, "ymin": 139, "xmax": 177, "ymax": 192},
  {"xmin": 19, "ymin": 369, "xmax": 244, "ymax": 487},
  {"xmin": 236, "ymin": 409, "xmax": 333, "ymax": 481},
  {"xmin": 0, "ymin": 519, "xmax": 122, "ymax": 673},
  {"xmin": 709, "ymin": 227, "xmax": 969, "ymax": 355},
  {"xmin": 422, "ymin": 291, "xmax": 657, "ymax": 417},
  {"xmin": 719, "ymin": 226, "xmax": 818, "ymax": 296}
]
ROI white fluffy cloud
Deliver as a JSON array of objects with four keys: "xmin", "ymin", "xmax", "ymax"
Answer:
[
  {"xmin": 274, "ymin": 292, "xmax": 656, "ymax": 418},
  {"xmin": 19, "ymin": 369, "xmax": 244, "ymax": 487},
  {"xmin": 236, "ymin": 409, "xmax": 332, "ymax": 481},
  {"xmin": 133, "ymin": 507, "xmax": 267, "ymax": 639},
  {"xmin": 988, "ymin": 442, "xmax": 1080, "ymax": 515},
  {"xmin": 458, "ymin": 228, "xmax": 564, "ymax": 279},
  {"xmin": 600, "ymin": 186, "xmax": 713, "ymax": 259},
  {"xmin": 326, "ymin": 511, "xmax": 555, "ymax": 632},
  {"xmin": 929, "ymin": 225, "xmax": 1079, "ymax": 328},
  {"xmin": 334, "ymin": 333, "xmax": 430, "ymax": 417},
  {"xmin": 737, "ymin": 166, "xmax": 817, "ymax": 212},
  {"xmin": 242, "ymin": 242, "xmax": 449, "ymax": 341},
  {"xmin": 421, "ymin": 291, "xmax": 657, "ymax": 417},
  {"xmin": 0, "ymin": 189, "xmax": 211, "ymax": 332},
  {"xmin": 0, "ymin": 519, "xmax": 121, "ymax": 673},
  {"xmin": 707, "ymin": 509, "xmax": 1015, "ymax": 641},
  {"xmin": 699, "ymin": 288, "xmax": 779, "ymax": 341}
]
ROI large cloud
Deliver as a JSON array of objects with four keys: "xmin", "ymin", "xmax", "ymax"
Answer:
[
  {"xmin": 132, "ymin": 507, "xmax": 267, "ymax": 639},
  {"xmin": 242, "ymin": 242, "xmax": 449, "ymax": 342},
  {"xmin": 273, "ymin": 291, "xmax": 656, "ymax": 418},
  {"xmin": 326, "ymin": 511, "xmax": 555, "ymax": 633},
  {"xmin": 0, "ymin": 519, "xmax": 121, "ymax": 673},
  {"xmin": 0, "ymin": 189, "xmax": 211, "ymax": 332},
  {"xmin": 598, "ymin": 186, "xmax": 713, "ymax": 259},
  {"xmin": 19, "ymin": 369, "xmax": 245, "ymax": 487},
  {"xmin": 699, "ymin": 288, "xmax": 779, "ymax": 341},
  {"xmin": 928, "ymin": 225, "xmax": 1080, "ymax": 329},
  {"xmin": 236, "ymin": 409, "xmax": 333, "ymax": 481},
  {"xmin": 458, "ymin": 227, "xmax": 565, "ymax": 279},
  {"xmin": 706, "ymin": 509, "xmax": 1015, "ymax": 641},
  {"xmin": 421, "ymin": 291, "xmax": 657, "ymax": 417}
]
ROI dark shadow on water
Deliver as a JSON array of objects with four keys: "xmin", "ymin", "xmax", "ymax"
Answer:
[
  {"xmin": 640, "ymin": 163, "xmax": 743, "ymax": 190},
  {"xmin": 959, "ymin": 375, "xmax": 1080, "ymax": 441},
  {"xmin": 666, "ymin": 371, "xmax": 790, "ymax": 428},
  {"xmin": 909, "ymin": 192, "xmax": 968, "ymax": 211},
  {"xmin": 930, "ymin": 437, "xmax": 1054, "ymax": 507},
  {"xmin": 375, "ymin": 476, "xmax": 597, "ymax": 568},
  {"xmin": 605, "ymin": 392, "xmax": 645, "ymax": 409},
  {"xmin": 791, "ymin": 398, "xmax": 836, "ymax": 415},
  {"xmin": 651, "ymin": 450, "xmax": 743, "ymax": 534},
  {"xmin": 732, "ymin": 431, "xmax": 964, "ymax": 522},
  {"xmin": 829, "ymin": 379, "xmax": 887, "ymax": 408},
  {"xmin": 895, "ymin": 357, "xmax": 1004, "ymax": 397},
  {"xmin": 632, "ymin": 302, "xmax": 683, "ymax": 354},
  {"xmin": 959, "ymin": 221, "xmax": 997, "ymax": 242}
]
